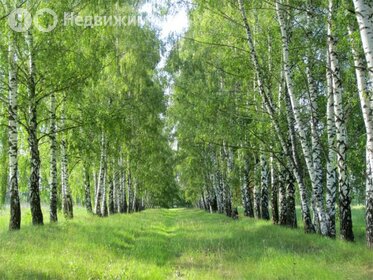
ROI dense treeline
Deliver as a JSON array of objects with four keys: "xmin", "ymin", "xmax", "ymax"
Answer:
[
  {"xmin": 2, "ymin": 0, "xmax": 373, "ymax": 253},
  {"xmin": 0, "ymin": 0, "xmax": 177, "ymax": 230},
  {"xmin": 168, "ymin": 0, "xmax": 373, "ymax": 248}
]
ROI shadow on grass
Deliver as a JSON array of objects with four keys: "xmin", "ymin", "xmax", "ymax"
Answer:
[
  {"xmin": 0, "ymin": 208, "xmax": 372, "ymax": 279},
  {"xmin": 0, "ymin": 268, "xmax": 62, "ymax": 279}
]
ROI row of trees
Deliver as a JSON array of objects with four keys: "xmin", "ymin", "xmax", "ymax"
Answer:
[
  {"xmin": 1, "ymin": 0, "xmax": 177, "ymax": 230},
  {"xmin": 168, "ymin": 0, "xmax": 373, "ymax": 248}
]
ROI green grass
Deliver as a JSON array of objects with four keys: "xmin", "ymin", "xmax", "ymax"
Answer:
[{"xmin": 0, "ymin": 207, "xmax": 372, "ymax": 279}]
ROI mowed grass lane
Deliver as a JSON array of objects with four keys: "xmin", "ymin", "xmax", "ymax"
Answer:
[{"xmin": 0, "ymin": 207, "xmax": 372, "ymax": 279}]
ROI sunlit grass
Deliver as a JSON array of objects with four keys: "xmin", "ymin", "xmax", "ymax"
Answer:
[{"xmin": 0, "ymin": 206, "xmax": 372, "ymax": 279}]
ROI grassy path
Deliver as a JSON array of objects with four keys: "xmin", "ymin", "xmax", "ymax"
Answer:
[{"xmin": 0, "ymin": 207, "xmax": 373, "ymax": 279}]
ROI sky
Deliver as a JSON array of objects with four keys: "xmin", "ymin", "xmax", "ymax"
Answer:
[
  {"xmin": 140, "ymin": 1, "xmax": 189, "ymax": 39},
  {"xmin": 158, "ymin": 7, "xmax": 189, "ymax": 41},
  {"xmin": 140, "ymin": 1, "xmax": 189, "ymax": 67},
  {"xmin": 139, "ymin": 1, "xmax": 188, "ymax": 150}
]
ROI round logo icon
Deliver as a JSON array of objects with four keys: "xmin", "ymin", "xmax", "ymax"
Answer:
[
  {"xmin": 8, "ymin": 8, "xmax": 32, "ymax": 32},
  {"xmin": 34, "ymin": 8, "xmax": 58, "ymax": 33}
]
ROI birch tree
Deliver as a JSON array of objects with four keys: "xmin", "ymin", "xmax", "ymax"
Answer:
[
  {"xmin": 270, "ymin": 155, "xmax": 279, "ymax": 224},
  {"xmin": 328, "ymin": 0, "xmax": 354, "ymax": 241},
  {"xmin": 8, "ymin": 26, "xmax": 21, "ymax": 231},
  {"xmin": 95, "ymin": 132, "xmax": 106, "ymax": 216},
  {"xmin": 237, "ymin": 0, "xmax": 315, "ymax": 232},
  {"xmin": 276, "ymin": 0, "xmax": 327, "ymax": 235},
  {"xmin": 347, "ymin": 1, "xmax": 373, "ymax": 246},
  {"xmin": 326, "ymin": 52, "xmax": 337, "ymax": 238},
  {"xmin": 353, "ymin": 0, "xmax": 373, "ymax": 86},
  {"xmin": 25, "ymin": 18, "xmax": 43, "ymax": 226},
  {"xmin": 61, "ymin": 108, "xmax": 73, "ymax": 219},
  {"xmin": 260, "ymin": 155, "xmax": 270, "ymax": 220},
  {"xmin": 84, "ymin": 163, "xmax": 93, "ymax": 213},
  {"xmin": 49, "ymin": 94, "xmax": 58, "ymax": 222}
]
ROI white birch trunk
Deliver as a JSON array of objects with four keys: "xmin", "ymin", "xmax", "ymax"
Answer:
[
  {"xmin": 49, "ymin": 94, "xmax": 58, "ymax": 222},
  {"xmin": 127, "ymin": 168, "xmax": 133, "ymax": 213},
  {"xmin": 276, "ymin": 0, "xmax": 327, "ymax": 235},
  {"xmin": 61, "ymin": 109, "xmax": 73, "ymax": 219},
  {"xmin": 254, "ymin": 158, "xmax": 261, "ymax": 219},
  {"xmin": 260, "ymin": 155, "xmax": 270, "ymax": 220},
  {"xmin": 120, "ymin": 167, "xmax": 127, "ymax": 213},
  {"xmin": 8, "ymin": 29, "xmax": 21, "ymax": 230},
  {"xmin": 353, "ymin": 0, "xmax": 373, "ymax": 85},
  {"xmin": 348, "ymin": 23, "xmax": 373, "ymax": 246},
  {"xmin": 366, "ymin": 148, "xmax": 373, "ymax": 247},
  {"xmin": 326, "ymin": 48, "xmax": 337, "ymax": 238},
  {"xmin": 238, "ymin": 0, "xmax": 314, "ymax": 232},
  {"xmin": 95, "ymin": 132, "xmax": 106, "ymax": 216},
  {"xmin": 101, "ymin": 168, "xmax": 108, "ymax": 217},
  {"xmin": 25, "ymin": 20, "xmax": 43, "ymax": 225},
  {"xmin": 132, "ymin": 180, "xmax": 137, "ymax": 212},
  {"xmin": 270, "ymin": 154, "xmax": 279, "ymax": 224},
  {"xmin": 278, "ymin": 164, "xmax": 287, "ymax": 226},
  {"xmin": 83, "ymin": 163, "xmax": 92, "ymax": 213},
  {"xmin": 241, "ymin": 153, "xmax": 254, "ymax": 217},
  {"xmin": 306, "ymin": 53, "xmax": 324, "ymax": 233},
  {"xmin": 328, "ymin": 0, "xmax": 354, "ymax": 241}
]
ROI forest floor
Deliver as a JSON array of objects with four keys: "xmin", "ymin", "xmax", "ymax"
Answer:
[{"xmin": 0, "ymin": 207, "xmax": 372, "ymax": 279}]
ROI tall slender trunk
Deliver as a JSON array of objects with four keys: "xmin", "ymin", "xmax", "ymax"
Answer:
[
  {"xmin": 286, "ymin": 171, "xmax": 297, "ymax": 227},
  {"xmin": 127, "ymin": 169, "xmax": 132, "ymax": 213},
  {"xmin": 325, "ymin": 45, "xmax": 339, "ymax": 238},
  {"xmin": 119, "ymin": 168, "xmax": 127, "ymax": 213},
  {"xmin": 132, "ymin": 180, "xmax": 137, "ymax": 212},
  {"xmin": 306, "ymin": 60, "xmax": 323, "ymax": 233},
  {"xmin": 325, "ymin": 47, "xmax": 338, "ymax": 238},
  {"xmin": 61, "ymin": 110, "xmax": 73, "ymax": 219},
  {"xmin": 284, "ymin": 86, "xmax": 300, "ymax": 229},
  {"xmin": 347, "ymin": 20, "xmax": 373, "ymax": 246},
  {"xmin": 254, "ymin": 158, "xmax": 261, "ymax": 219},
  {"xmin": 207, "ymin": 182, "xmax": 217, "ymax": 213},
  {"xmin": 101, "ymin": 168, "xmax": 108, "ymax": 217},
  {"xmin": 238, "ymin": 0, "xmax": 314, "ymax": 232},
  {"xmin": 270, "ymin": 154, "xmax": 279, "ymax": 224},
  {"xmin": 260, "ymin": 155, "xmax": 270, "ymax": 220},
  {"xmin": 95, "ymin": 132, "xmax": 106, "ymax": 216},
  {"xmin": 201, "ymin": 186, "xmax": 209, "ymax": 212},
  {"xmin": 49, "ymin": 94, "xmax": 58, "ymax": 222},
  {"xmin": 276, "ymin": 0, "xmax": 326, "ymax": 234},
  {"xmin": 109, "ymin": 176, "xmax": 115, "ymax": 215},
  {"xmin": 113, "ymin": 170, "xmax": 119, "ymax": 214},
  {"xmin": 141, "ymin": 196, "xmax": 145, "ymax": 211},
  {"xmin": 215, "ymin": 150, "xmax": 225, "ymax": 214},
  {"xmin": 305, "ymin": 2, "xmax": 326, "ymax": 234},
  {"xmin": 366, "ymin": 148, "xmax": 373, "ymax": 247},
  {"xmin": 353, "ymin": 0, "xmax": 373, "ymax": 84},
  {"xmin": 83, "ymin": 163, "xmax": 92, "ymax": 213},
  {"xmin": 328, "ymin": 0, "xmax": 354, "ymax": 241},
  {"xmin": 26, "ymin": 27, "xmax": 43, "ymax": 226},
  {"xmin": 94, "ymin": 171, "xmax": 98, "ymax": 199},
  {"xmin": 8, "ymin": 30, "xmax": 21, "ymax": 231},
  {"xmin": 116, "ymin": 167, "xmax": 121, "ymax": 213},
  {"xmin": 223, "ymin": 146, "xmax": 233, "ymax": 217},
  {"xmin": 278, "ymin": 164, "xmax": 287, "ymax": 226},
  {"xmin": 216, "ymin": 168, "xmax": 224, "ymax": 214},
  {"xmin": 311, "ymin": 196, "xmax": 321, "ymax": 233},
  {"xmin": 223, "ymin": 178, "xmax": 232, "ymax": 217},
  {"xmin": 242, "ymin": 155, "xmax": 254, "ymax": 217}
]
